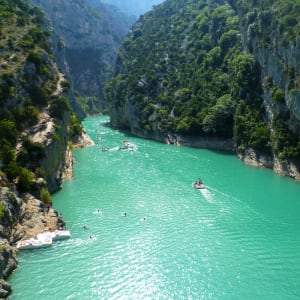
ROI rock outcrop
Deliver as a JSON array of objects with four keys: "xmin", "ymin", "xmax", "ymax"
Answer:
[
  {"xmin": 0, "ymin": 176, "xmax": 67, "ymax": 298},
  {"xmin": 71, "ymin": 129, "xmax": 95, "ymax": 150},
  {"xmin": 239, "ymin": 148, "xmax": 300, "ymax": 181}
]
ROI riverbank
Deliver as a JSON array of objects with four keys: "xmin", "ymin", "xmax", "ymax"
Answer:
[
  {"xmin": 238, "ymin": 147, "xmax": 300, "ymax": 181},
  {"xmin": 130, "ymin": 126, "xmax": 300, "ymax": 180},
  {"xmin": 0, "ymin": 129, "xmax": 95, "ymax": 299},
  {"xmin": 0, "ymin": 187, "xmax": 66, "ymax": 299}
]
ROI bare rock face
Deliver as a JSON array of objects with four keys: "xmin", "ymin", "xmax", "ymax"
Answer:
[
  {"xmin": 71, "ymin": 129, "xmax": 95, "ymax": 150},
  {"xmin": 0, "ymin": 177, "xmax": 66, "ymax": 298},
  {"xmin": 19, "ymin": 111, "xmax": 70, "ymax": 193},
  {"xmin": 0, "ymin": 278, "xmax": 12, "ymax": 299},
  {"xmin": 238, "ymin": 148, "xmax": 300, "ymax": 181},
  {"xmin": 12, "ymin": 194, "xmax": 65, "ymax": 241}
]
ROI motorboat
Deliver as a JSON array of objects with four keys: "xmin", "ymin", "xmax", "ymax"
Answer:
[
  {"xmin": 16, "ymin": 237, "xmax": 52, "ymax": 250},
  {"xmin": 123, "ymin": 140, "xmax": 138, "ymax": 151},
  {"xmin": 37, "ymin": 230, "xmax": 71, "ymax": 241},
  {"xmin": 193, "ymin": 182, "xmax": 205, "ymax": 189}
]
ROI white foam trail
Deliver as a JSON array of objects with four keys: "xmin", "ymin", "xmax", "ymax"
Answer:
[{"xmin": 199, "ymin": 187, "xmax": 214, "ymax": 203}]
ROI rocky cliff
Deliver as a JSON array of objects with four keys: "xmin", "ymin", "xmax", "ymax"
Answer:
[
  {"xmin": 230, "ymin": 0, "xmax": 300, "ymax": 178},
  {"xmin": 0, "ymin": 1, "xmax": 94, "ymax": 297},
  {"xmin": 29, "ymin": 0, "xmax": 133, "ymax": 113},
  {"xmin": 0, "ymin": 176, "xmax": 67, "ymax": 299}
]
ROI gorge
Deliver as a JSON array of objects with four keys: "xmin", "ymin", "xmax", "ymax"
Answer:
[{"xmin": 1, "ymin": 0, "xmax": 300, "ymax": 298}]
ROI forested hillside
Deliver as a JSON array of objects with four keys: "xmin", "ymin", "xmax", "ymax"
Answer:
[
  {"xmin": 105, "ymin": 0, "xmax": 300, "ymax": 178},
  {"xmin": 0, "ymin": 0, "xmax": 81, "ymax": 195}
]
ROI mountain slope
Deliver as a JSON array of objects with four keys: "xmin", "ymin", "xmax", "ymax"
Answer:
[
  {"xmin": 101, "ymin": 0, "xmax": 165, "ymax": 16},
  {"xmin": 0, "ymin": 0, "xmax": 81, "ymax": 296},
  {"xmin": 28, "ymin": 0, "xmax": 133, "ymax": 113},
  {"xmin": 105, "ymin": 0, "xmax": 300, "ymax": 179}
]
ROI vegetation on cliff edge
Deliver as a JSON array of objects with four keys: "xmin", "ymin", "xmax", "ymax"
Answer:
[{"xmin": 105, "ymin": 0, "xmax": 300, "ymax": 160}]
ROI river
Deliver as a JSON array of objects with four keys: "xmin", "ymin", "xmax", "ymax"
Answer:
[{"xmin": 9, "ymin": 116, "xmax": 300, "ymax": 299}]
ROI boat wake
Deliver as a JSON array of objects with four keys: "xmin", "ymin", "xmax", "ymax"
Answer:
[{"xmin": 199, "ymin": 187, "xmax": 214, "ymax": 203}]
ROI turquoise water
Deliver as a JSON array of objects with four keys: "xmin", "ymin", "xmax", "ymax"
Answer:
[{"xmin": 9, "ymin": 116, "xmax": 300, "ymax": 299}]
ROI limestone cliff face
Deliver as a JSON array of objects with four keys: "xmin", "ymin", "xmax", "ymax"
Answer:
[
  {"xmin": 232, "ymin": 1, "xmax": 300, "ymax": 131},
  {"xmin": 29, "ymin": 0, "xmax": 132, "ymax": 105},
  {"xmin": 231, "ymin": 0, "xmax": 300, "ymax": 178},
  {"xmin": 26, "ymin": 111, "xmax": 70, "ymax": 192}
]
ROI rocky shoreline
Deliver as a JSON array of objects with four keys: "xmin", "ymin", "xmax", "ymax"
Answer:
[
  {"xmin": 238, "ymin": 147, "xmax": 300, "ymax": 181},
  {"xmin": 0, "ymin": 186, "xmax": 66, "ymax": 299},
  {"xmin": 0, "ymin": 129, "xmax": 95, "ymax": 299},
  {"xmin": 132, "ymin": 127, "xmax": 300, "ymax": 180}
]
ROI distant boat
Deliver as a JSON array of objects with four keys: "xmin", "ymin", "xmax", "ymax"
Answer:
[
  {"xmin": 122, "ymin": 140, "xmax": 138, "ymax": 151},
  {"xmin": 16, "ymin": 238, "xmax": 52, "ymax": 250}
]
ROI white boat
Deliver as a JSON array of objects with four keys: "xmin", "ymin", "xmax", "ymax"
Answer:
[
  {"xmin": 123, "ymin": 140, "xmax": 138, "ymax": 151},
  {"xmin": 37, "ymin": 230, "xmax": 71, "ymax": 241},
  {"xmin": 16, "ymin": 237, "xmax": 52, "ymax": 250}
]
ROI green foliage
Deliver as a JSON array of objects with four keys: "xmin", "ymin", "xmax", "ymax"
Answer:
[
  {"xmin": 17, "ymin": 167, "xmax": 35, "ymax": 193},
  {"xmin": 0, "ymin": 203, "xmax": 4, "ymax": 219},
  {"xmin": 4, "ymin": 161, "xmax": 20, "ymax": 181},
  {"xmin": 69, "ymin": 114, "xmax": 83, "ymax": 137},
  {"xmin": 234, "ymin": 102, "xmax": 271, "ymax": 153},
  {"xmin": 50, "ymin": 96, "xmax": 71, "ymax": 119},
  {"xmin": 202, "ymin": 94, "xmax": 234, "ymax": 138},
  {"xmin": 0, "ymin": 0, "xmax": 80, "ymax": 196},
  {"xmin": 272, "ymin": 118, "xmax": 300, "ymax": 159},
  {"xmin": 231, "ymin": 54, "xmax": 260, "ymax": 90},
  {"xmin": 105, "ymin": 0, "xmax": 241, "ymax": 138},
  {"xmin": 40, "ymin": 187, "xmax": 51, "ymax": 204},
  {"xmin": 28, "ymin": 86, "xmax": 50, "ymax": 106},
  {"xmin": 272, "ymin": 87, "xmax": 285, "ymax": 103},
  {"xmin": 0, "ymin": 139, "xmax": 16, "ymax": 164},
  {"xmin": 17, "ymin": 137, "xmax": 45, "ymax": 166},
  {"xmin": 0, "ymin": 120, "xmax": 18, "ymax": 146},
  {"xmin": 76, "ymin": 96, "xmax": 100, "ymax": 115}
]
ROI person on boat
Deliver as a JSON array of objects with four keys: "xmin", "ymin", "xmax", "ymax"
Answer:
[{"xmin": 123, "ymin": 212, "xmax": 127, "ymax": 217}]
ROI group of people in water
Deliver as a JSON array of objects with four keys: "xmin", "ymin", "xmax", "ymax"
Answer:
[
  {"xmin": 82, "ymin": 211, "xmax": 147, "ymax": 239},
  {"xmin": 123, "ymin": 212, "xmax": 146, "ymax": 221}
]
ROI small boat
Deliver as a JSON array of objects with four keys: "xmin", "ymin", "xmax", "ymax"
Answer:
[
  {"xmin": 193, "ymin": 182, "xmax": 205, "ymax": 189},
  {"xmin": 37, "ymin": 230, "xmax": 71, "ymax": 241},
  {"xmin": 123, "ymin": 141, "xmax": 138, "ymax": 151},
  {"xmin": 16, "ymin": 238, "xmax": 52, "ymax": 250}
]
